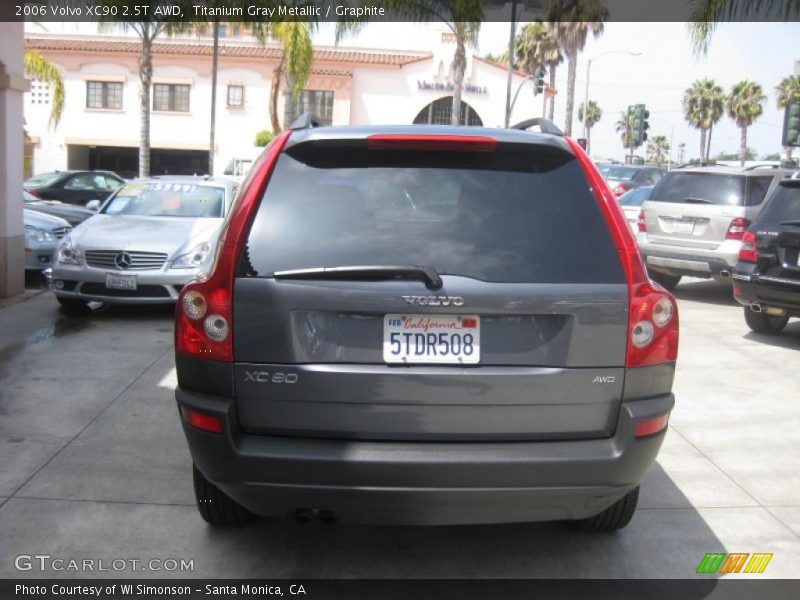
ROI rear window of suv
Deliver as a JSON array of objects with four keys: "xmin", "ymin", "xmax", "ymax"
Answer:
[
  {"xmin": 242, "ymin": 143, "xmax": 624, "ymax": 284},
  {"xmin": 757, "ymin": 182, "xmax": 800, "ymax": 223},
  {"xmin": 648, "ymin": 172, "xmax": 772, "ymax": 207}
]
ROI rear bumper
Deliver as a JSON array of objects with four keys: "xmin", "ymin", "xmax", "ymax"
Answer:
[
  {"xmin": 176, "ymin": 388, "xmax": 674, "ymax": 525},
  {"xmin": 732, "ymin": 265, "xmax": 800, "ymax": 315},
  {"xmin": 638, "ymin": 240, "xmax": 739, "ymax": 278}
]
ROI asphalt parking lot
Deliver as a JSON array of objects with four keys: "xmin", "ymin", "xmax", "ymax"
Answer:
[{"xmin": 0, "ymin": 279, "xmax": 799, "ymax": 579}]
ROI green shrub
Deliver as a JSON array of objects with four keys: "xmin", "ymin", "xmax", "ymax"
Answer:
[{"xmin": 254, "ymin": 130, "xmax": 274, "ymax": 147}]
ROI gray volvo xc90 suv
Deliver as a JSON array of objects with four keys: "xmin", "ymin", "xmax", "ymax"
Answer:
[{"xmin": 174, "ymin": 116, "xmax": 679, "ymax": 531}]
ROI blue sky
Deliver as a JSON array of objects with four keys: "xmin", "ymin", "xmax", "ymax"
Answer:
[{"xmin": 317, "ymin": 21, "xmax": 800, "ymax": 162}]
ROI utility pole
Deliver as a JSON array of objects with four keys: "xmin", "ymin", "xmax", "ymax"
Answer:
[
  {"xmin": 503, "ymin": 0, "xmax": 518, "ymax": 127},
  {"xmin": 208, "ymin": 21, "xmax": 219, "ymax": 176}
]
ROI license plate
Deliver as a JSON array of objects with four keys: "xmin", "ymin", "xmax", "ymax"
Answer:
[
  {"xmin": 383, "ymin": 314, "xmax": 480, "ymax": 364},
  {"xmin": 105, "ymin": 273, "xmax": 137, "ymax": 290},
  {"xmin": 672, "ymin": 221, "xmax": 694, "ymax": 235}
]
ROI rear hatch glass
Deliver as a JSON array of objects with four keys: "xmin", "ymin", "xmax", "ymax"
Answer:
[
  {"xmin": 648, "ymin": 172, "xmax": 771, "ymax": 206},
  {"xmin": 233, "ymin": 140, "xmax": 629, "ymax": 442}
]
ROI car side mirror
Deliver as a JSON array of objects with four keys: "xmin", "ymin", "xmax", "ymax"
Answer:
[{"xmin": 85, "ymin": 200, "xmax": 101, "ymax": 212}]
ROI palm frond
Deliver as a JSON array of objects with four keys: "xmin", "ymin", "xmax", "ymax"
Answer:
[{"xmin": 23, "ymin": 50, "xmax": 64, "ymax": 129}]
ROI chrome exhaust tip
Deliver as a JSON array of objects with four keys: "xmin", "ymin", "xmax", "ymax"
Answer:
[
  {"xmin": 750, "ymin": 302, "xmax": 762, "ymax": 313},
  {"xmin": 719, "ymin": 270, "xmax": 731, "ymax": 278}
]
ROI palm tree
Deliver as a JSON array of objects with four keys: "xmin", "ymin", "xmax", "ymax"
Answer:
[
  {"xmin": 776, "ymin": 75, "xmax": 800, "ymax": 161},
  {"xmin": 515, "ymin": 21, "xmax": 562, "ymax": 121},
  {"xmin": 23, "ymin": 50, "xmax": 64, "ymax": 129},
  {"xmin": 646, "ymin": 135, "xmax": 670, "ymax": 167},
  {"xmin": 577, "ymin": 100, "xmax": 602, "ymax": 154},
  {"xmin": 683, "ymin": 78, "xmax": 725, "ymax": 164},
  {"xmin": 98, "ymin": 12, "xmax": 191, "ymax": 177},
  {"xmin": 338, "ymin": 1, "xmax": 484, "ymax": 126},
  {"xmin": 253, "ymin": 22, "xmax": 314, "ymax": 134},
  {"xmin": 548, "ymin": 0, "xmax": 608, "ymax": 136},
  {"xmin": 689, "ymin": 2, "xmax": 800, "ymax": 55},
  {"xmin": 726, "ymin": 80, "xmax": 766, "ymax": 166},
  {"xmin": 616, "ymin": 107, "xmax": 636, "ymax": 162}
]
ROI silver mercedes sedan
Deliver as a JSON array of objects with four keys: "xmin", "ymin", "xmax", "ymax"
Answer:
[{"xmin": 51, "ymin": 177, "xmax": 236, "ymax": 309}]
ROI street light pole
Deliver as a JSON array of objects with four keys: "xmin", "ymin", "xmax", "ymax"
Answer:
[{"xmin": 582, "ymin": 50, "xmax": 642, "ymax": 153}]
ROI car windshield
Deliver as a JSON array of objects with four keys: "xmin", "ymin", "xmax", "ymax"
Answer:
[
  {"xmin": 25, "ymin": 172, "xmax": 62, "ymax": 187},
  {"xmin": 648, "ymin": 172, "xmax": 771, "ymax": 206},
  {"xmin": 618, "ymin": 187, "xmax": 650, "ymax": 206},
  {"xmin": 757, "ymin": 184, "xmax": 800, "ymax": 223},
  {"xmin": 605, "ymin": 167, "xmax": 638, "ymax": 180},
  {"xmin": 102, "ymin": 182, "xmax": 225, "ymax": 218}
]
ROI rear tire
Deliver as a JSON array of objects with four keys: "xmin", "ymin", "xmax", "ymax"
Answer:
[
  {"xmin": 56, "ymin": 296, "xmax": 88, "ymax": 313},
  {"xmin": 572, "ymin": 487, "xmax": 639, "ymax": 532},
  {"xmin": 193, "ymin": 464, "xmax": 254, "ymax": 527},
  {"xmin": 648, "ymin": 270, "xmax": 681, "ymax": 291},
  {"xmin": 744, "ymin": 307, "xmax": 788, "ymax": 335}
]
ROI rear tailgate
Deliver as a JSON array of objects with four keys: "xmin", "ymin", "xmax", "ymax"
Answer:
[{"xmin": 233, "ymin": 134, "xmax": 629, "ymax": 442}]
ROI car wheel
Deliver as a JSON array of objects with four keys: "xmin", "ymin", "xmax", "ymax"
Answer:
[
  {"xmin": 193, "ymin": 464, "xmax": 254, "ymax": 527},
  {"xmin": 744, "ymin": 307, "xmax": 789, "ymax": 335},
  {"xmin": 648, "ymin": 270, "xmax": 681, "ymax": 291},
  {"xmin": 572, "ymin": 487, "xmax": 639, "ymax": 532},
  {"xmin": 56, "ymin": 296, "xmax": 89, "ymax": 313}
]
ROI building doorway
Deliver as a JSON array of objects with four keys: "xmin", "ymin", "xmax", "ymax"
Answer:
[{"xmin": 413, "ymin": 97, "xmax": 483, "ymax": 126}]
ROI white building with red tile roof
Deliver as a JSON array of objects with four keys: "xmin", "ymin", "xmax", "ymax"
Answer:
[{"xmin": 24, "ymin": 26, "xmax": 535, "ymax": 176}]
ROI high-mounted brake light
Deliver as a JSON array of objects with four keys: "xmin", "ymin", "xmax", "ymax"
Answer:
[
  {"xmin": 738, "ymin": 230, "xmax": 758, "ymax": 262},
  {"xmin": 175, "ymin": 130, "xmax": 292, "ymax": 361},
  {"xmin": 726, "ymin": 217, "xmax": 750, "ymax": 241},
  {"xmin": 612, "ymin": 182, "xmax": 631, "ymax": 196},
  {"xmin": 366, "ymin": 134, "xmax": 497, "ymax": 153},
  {"xmin": 565, "ymin": 137, "xmax": 678, "ymax": 368}
]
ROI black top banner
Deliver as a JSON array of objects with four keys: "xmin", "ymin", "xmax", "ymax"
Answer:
[{"xmin": 2, "ymin": 0, "xmax": 800, "ymax": 23}]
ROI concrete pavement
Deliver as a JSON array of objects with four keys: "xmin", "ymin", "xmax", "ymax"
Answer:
[{"xmin": 0, "ymin": 280, "xmax": 798, "ymax": 578}]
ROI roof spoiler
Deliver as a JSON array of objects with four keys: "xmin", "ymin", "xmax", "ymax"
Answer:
[
  {"xmin": 289, "ymin": 112, "xmax": 325, "ymax": 131},
  {"xmin": 510, "ymin": 118, "xmax": 563, "ymax": 136}
]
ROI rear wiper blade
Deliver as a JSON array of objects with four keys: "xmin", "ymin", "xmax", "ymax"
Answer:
[
  {"xmin": 778, "ymin": 220, "xmax": 800, "ymax": 227},
  {"xmin": 683, "ymin": 196, "xmax": 714, "ymax": 204},
  {"xmin": 273, "ymin": 265, "xmax": 444, "ymax": 290}
]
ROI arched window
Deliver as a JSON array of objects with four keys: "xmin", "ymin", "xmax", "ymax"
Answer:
[{"xmin": 413, "ymin": 97, "xmax": 483, "ymax": 126}]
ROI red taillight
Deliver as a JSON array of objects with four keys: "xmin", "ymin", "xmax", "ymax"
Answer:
[
  {"xmin": 726, "ymin": 217, "xmax": 750, "ymax": 241},
  {"xmin": 637, "ymin": 209, "xmax": 647, "ymax": 232},
  {"xmin": 564, "ymin": 138, "xmax": 679, "ymax": 368},
  {"xmin": 634, "ymin": 413, "xmax": 669, "ymax": 438},
  {"xmin": 180, "ymin": 406, "xmax": 223, "ymax": 434},
  {"xmin": 176, "ymin": 130, "xmax": 292, "ymax": 362},
  {"xmin": 612, "ymin": 182, "xmax": 630, "ymax": 196},
  {"xmin": 366, "ymin": 134, "xmax": 497, "ymax": 153},
  {"xmin": 738, "ymin": 230, "xmax": 758, "ymax": 262},
  {"xmin": 26, "ymin": 189, "xmax": 43, "ymax": 199}
]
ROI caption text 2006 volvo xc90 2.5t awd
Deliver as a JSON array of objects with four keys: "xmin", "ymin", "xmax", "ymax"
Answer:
[{"xmin": 174, "ymin": 117, "xmax": 679, "ymax": 532}]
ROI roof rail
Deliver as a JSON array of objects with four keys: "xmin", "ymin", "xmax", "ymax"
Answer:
[
  {"xmin": 289, "ymin": 112, "xmax": 324, "ymax": 131},
  {"xmin": 743, "ymin": 164, "xmax": 779, "ymax": 171},
  {"xmin": 510, "ymin": 117, "xmax": 564, "ymax": 136}
]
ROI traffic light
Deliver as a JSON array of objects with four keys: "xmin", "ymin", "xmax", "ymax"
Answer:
[
  {"xmin": 783, "ymin": 101, "xmax": 800, "ymax": 147},
  {"xmin": 533, "ymin": 66, "xmax": 546, "ymax": 96},
  {"xmin": 631, "ymin": 104, "xmax": 650, "ymax": 147}
]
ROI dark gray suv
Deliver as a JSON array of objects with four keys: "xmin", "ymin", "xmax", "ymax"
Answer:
[{"xmin": 174, "ymin": 118, "xmax": 679, "ymax": 531}]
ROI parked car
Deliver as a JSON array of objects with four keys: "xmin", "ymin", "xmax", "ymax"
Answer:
[
  {"xmin": 604, "ymin": 165, "xmax": 665, "ymax": 197},
  {"xmin": 24, "ymin": 209, "xmax": 71, "ymax": 271},
  {"xmin": 637, "ymin": 165, "xmax": 795, "ymax": 290},
  {"xmin": 51, "ymin": 177, "xmax": 237, "ymax": 309},
  {"xmin": 174, "ymin": 120, "xmax": 678, "ymax": 531},
  {"xmin": 24, "ymin": 170, "xmax": 125, "ymax": 207},
  {"xmin": 732, "ymin": 176, "xmax": 800, "ymax": 334},
  {"xmin": 24, "ymin": 190, "xmax": 95, "ymax": 227},
  {"xmin": 617, "ymin": 186, "xmax": 653, "ymax": 233}
]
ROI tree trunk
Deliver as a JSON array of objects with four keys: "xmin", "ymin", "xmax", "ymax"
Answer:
[
  {"xmin": 269, "ymin": 55, "xmax": 285, "ymax": 134},
  {"xmin": 547, "ymin": 64, "xmax": 556, "ymax": 120},
  {"xmin": 209, "ymin": 22, "xmax": 219, "ymax": 175},
  {"xmin": 740, "ymin": 125, "xmax": 747, "ymax": 166},
  {"xmin": 451, "ymin": 34, "xmax": 466, "ymax": 126},
  {"xmin": 699, "ymin": 128, "xmax": 707, "ymax": 164},
  {"xmin": 138, "ymin": 32, "xmax": 152, "ymax": 177},
  {"xmin": 586, "ymin": 126, "xmax": 591, "ymax": 155},
  {"xmin": 786, "ymin": 146, "xmax": 795, "ymax": 161},
  {"xmin": 564, "ymin": 50, "xmax": 577, "ymax": 136},
  {"xmin": 706, "ymin": 125, "xmax": 713, "ymax": 163}
]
